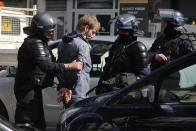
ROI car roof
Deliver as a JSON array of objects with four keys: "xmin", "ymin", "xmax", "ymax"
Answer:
[
  {"xmin": 91, "ymin": 35, "xmax": 155, "ymax": 50},
  {"xmin": 49, "ymin": 36, "xmax": 155, "ymax": 50},
  {"xmin": 91, "ymin": 36, "xmax": 117, "ymax": 42}
]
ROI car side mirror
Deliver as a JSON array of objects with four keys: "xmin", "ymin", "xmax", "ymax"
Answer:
[{"xmin": 7, "ymin": 66, "xmax": 16, "ymax": 77}]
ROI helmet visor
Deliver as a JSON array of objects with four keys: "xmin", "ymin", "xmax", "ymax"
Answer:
[{"xmin": 39, "ymin": 24, "xmax": 56, "ymax": 32}]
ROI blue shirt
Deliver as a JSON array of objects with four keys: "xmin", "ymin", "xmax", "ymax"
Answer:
[{"xmin": 57, "ymin": 31, "xmax": 92, "ymax": 99}]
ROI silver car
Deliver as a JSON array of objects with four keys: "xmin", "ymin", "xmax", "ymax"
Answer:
[{"xmin": 0, "ymin": 36, "xmax": 154, "ymax": 130}]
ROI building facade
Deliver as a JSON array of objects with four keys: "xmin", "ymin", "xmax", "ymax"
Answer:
[{"xmin": 2, "ymin": 0, "xmax": 196, "ymax": 40}]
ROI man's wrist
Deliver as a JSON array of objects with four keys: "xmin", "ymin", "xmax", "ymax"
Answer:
[{"xmin": 64, "ymin": 64, "xmax": 70, "ymax": 70}]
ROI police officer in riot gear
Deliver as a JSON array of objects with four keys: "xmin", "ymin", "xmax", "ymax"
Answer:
[
  {"xmin": 95, "ymin": 14, "xmax": 150, "ymax": 94},
  {"xmin": 14, "ymin": 13, "xmax": 82, "ymax": 130},
  {"xmin": 149, "ymin": 9, "xmax": 193, "ymax": 71}
]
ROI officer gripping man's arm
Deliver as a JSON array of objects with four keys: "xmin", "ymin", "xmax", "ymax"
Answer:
[{"xmin": 14, "ymin": 13, "xmax": 82, "ymax": 130}]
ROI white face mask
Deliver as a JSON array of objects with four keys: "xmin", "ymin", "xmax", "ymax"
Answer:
[
  {"xmin": 83, "ymin": 33, "xmax": 95, "ymax": 39},
  {"xmin": 83, "ymin": 34, "xmax": 87, "ymax": 40},
  {"xmin": 82, "ymin": 27, "xmax": 96, "ymax": 41},
  {"xmin": 83, "ymin": 26, "xmax": 89, "ymax": 40}
]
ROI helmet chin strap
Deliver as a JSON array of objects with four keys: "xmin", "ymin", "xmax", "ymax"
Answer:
[{"xmin": 34, "ymin": 30, "xmax": 51, "ymax": 42}]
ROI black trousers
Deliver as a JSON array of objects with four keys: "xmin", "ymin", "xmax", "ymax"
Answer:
[{"xmin": 15, "ymin": 89, "xmax": 46, "ymax": 130}]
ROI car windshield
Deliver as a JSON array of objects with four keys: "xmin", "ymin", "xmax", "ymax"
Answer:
[
  {"xmin": 89, "ymin": 40, "xmax": 113, "ymax": 76},
  {"xmin": 158, "ymin": 64, "xmax": 196, "ymax": 103}
]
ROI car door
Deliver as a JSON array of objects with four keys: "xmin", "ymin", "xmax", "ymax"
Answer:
[
  {"xmin": 155, "ymin": 64, "xmax": 196, "ymax": 130},
  {"xmin": 103, "ymin": 85, "xmax": 158, "ymax": 131},
  {"xmin": 104, "ymin": 64, "xmax": 196, "ymax": 131},
  {"xmin": 42, "ymin": 85, "xmax": 64, "ymax": 128},
  {"xmin": 129, "ymin": 64, "xmax": 196, "ymax": 131},
  {"xmin": 130, "ymin": 63, "xmax": 196, "ymax": 131}
]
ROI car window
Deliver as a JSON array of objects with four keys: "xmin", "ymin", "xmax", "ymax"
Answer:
[
  {"xmin": 158, "ymin": 64, "xmax": 196, "ymax": 103},
  {"xmin": 90, "ymin": 40, "xmax": 113, "ymax": 77},
  {"xmin": 109, "ymin": 84, "xmax": 155, "ymax": 106}
]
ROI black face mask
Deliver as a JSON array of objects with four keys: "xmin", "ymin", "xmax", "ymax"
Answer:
[
  {"xmin": 119, "ymin": 33, "xmax": 136, "ymax": 44},
  {"xmin": 119, "ymin": 34, "xmax": 129, "ymax": 41},
  {"xmin": 164, "ymin": 23, "xmax": 179, "ymax": 38}
]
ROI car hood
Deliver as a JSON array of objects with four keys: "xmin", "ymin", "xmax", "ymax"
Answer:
[
  {"xmin": 58, "ymin": 91, "xmax": 117, "ymax": 124},
  {"xmin": 72, "ymin": 91, "xmax": 117, "ymax": 108}
]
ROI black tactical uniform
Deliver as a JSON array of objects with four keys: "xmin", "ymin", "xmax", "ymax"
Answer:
[
  {"xmin": 149, "ymin": 9, "xmax": 193, "ymax": 71},
  {"xmin": 102, "ymin": 37, "xmax": 149, "ymax": 80},
  {"xmin": 14, "ymin": 13, "xmax": 65, "ymax": 130},
  {"xmin": 96, "ymin": 14, "xmax": 150, "ymax": 94}
]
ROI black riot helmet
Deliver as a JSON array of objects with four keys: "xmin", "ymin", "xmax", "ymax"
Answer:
[
  {"xmin": 24, "ymin": 12, "xmax": 55, "ymax": 35},
  {"xmin": 157, "ymin": 9, "xmax": 187, "ymax": 33}
]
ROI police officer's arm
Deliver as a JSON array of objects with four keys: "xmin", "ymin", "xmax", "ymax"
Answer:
[
  {"xmin": 132, "ymin": 42, "xmax": 150, "ymax": 78},
  {"xmin": 148, "ymin": 35, "xmax": 167, "ymax": 62},
  {"xmin": 148, "ymin": 39, "xmax": 160, "ymax": 61},
  {"xmin": 64, "ymin": 60, "xmax": 83, "ymax": 70},
  {"xmin": 178, "ymin": 39, "xmax": 193, "ymax": 56},
  {"xmin": 30, "ymin": 39, "xmax": 81, "ymax": 75}
]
